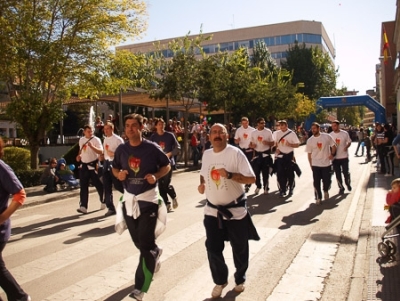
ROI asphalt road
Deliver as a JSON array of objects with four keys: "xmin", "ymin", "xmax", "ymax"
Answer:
[{"xmin": 0, "ymin": 143, "xmax": 378, "ymax": 301}]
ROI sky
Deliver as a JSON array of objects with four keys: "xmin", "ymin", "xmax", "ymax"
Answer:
[{"xmin": 119, "ymin": 0, "xmax": 396, "ymax": 95}]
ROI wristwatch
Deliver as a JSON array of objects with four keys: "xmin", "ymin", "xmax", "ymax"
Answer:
[{"xmin": 227, "ymin": 172, "xmax": 233, "ymax": 179}]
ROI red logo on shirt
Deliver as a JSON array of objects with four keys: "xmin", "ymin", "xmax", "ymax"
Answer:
[
  {"xmin": 211, "ymin": 167, "xmax": 221, "ymax": 189},
  {"xmin": 317, "ymin": 142, "xmax": 322, "ymax": 150},
  {"xmin": 129, "ymin": 156, "xmax": 141, "ymax": 175}
]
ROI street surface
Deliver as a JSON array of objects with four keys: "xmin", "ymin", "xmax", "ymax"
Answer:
[{"xmin": 1, "ymin": 143, "xmax": 376, "ymax": 301}]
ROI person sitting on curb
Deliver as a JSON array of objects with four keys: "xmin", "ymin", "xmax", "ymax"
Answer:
[
  {"xmin": 57, "ymin": 163, "xmax": 80, "ymax": 189},
  {"xmin": 40, "ymin": 158, "xmax": 61, "ymax": 193}
]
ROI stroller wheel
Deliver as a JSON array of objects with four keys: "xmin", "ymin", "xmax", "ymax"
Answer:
[
  {"xmin": 378, "ymin": 242, "xmax": 389, "ymax": 257},
  {"xmin": 385, "ymin": 240, "xmax": 397, "ymax": 255}
]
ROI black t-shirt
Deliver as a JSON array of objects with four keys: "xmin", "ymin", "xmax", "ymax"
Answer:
[
  {"xmin": 150, "ymin": 131, "xmax": 177, "ymax": 154},
  {"xmin": 113, "ymin": 140, "xmax": 170, "ymax": 195}
]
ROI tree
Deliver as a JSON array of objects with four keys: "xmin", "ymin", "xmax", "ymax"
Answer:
[
  {"xmin": 151, "ymin": 33, "xmax": 211, "ymax": 166},
  {"xmin": 0, "ymin": 0, "xmax": 147, "ymax": 169},
  {"xmin": 282, "ymin": 42, "xmax": 337, "ymax": 100}
]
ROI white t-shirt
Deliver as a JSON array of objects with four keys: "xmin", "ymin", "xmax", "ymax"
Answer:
[
  {"xmin": 250, "ymin": 128, "xmax": 273, "ymax": 152},
  {"xmin": 79, "ymin": 136, "xmax": 103, "ymax": 169},
  {"xmin": 273, "ymin": 129, "xmax": 300, "ymax": 154},
  {"xmin": 200, "ymin": 145, "xmax": 255, "ymax": 219},
  {"xmin": 234, "ymin": 126, "xmax": 255, "ymax": 149},
  {"xmin": 329, "ymin": 130, "xmax": 352, "ymax": 159},
  {"xmin": 103, "ymin": 133, "xmax": 124, "ymax": 161},
  {"xmin": 305, "ymin": 133, "xmax": 336, "ymax": 167}
]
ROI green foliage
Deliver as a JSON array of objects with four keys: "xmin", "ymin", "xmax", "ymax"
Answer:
[
  {"xmin": 14, "ymin": 169, "xmax": 43, "ymax": 188},
  {"xmin": 0, "ymin": 0, "xmax": 147, "ymax": 169},
  {"xmin": 3, "ymin": 147, "xmax": 30, "ymax": 171},
  {"xmin": 282, "ymin": 42, "xmax": 337, "ymax": 100}
]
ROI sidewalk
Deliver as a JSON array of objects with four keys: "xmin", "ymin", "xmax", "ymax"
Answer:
[
  {"xmin": 363, "ymin": 163, "xmax": 400, "ymax": 300},
  {"xmin": 21, "ymin": 162, "xmax": 197, "ymax": 208}
]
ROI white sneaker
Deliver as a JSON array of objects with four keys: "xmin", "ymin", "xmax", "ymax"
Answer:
[
  {"xmin": 211, "ymin": 283, "xmax": 228, "ymax": 298},
  {"xmin": 324, "ymin": 191, "xmax": 329, "ymax": 200},
  {"xmin": 316, "ymin": 199, "xmax": 321, "ymax": 205},
  {"xmin": 234, "ymin": 283, "xmax": 245, "ymax": 293},
  {"xmin": 172, "ymin": 197, "xmax": 178, "ymax": 209},
  {"xmin": 77, "ymin": 206, "xmax": 88, "ymax": 214},
  {"xmin": 254, "ymin": 188, "xmax": 260, "ymax": 195},
  {"xmin": 153, "ymin": 247, "xmax": 163, "ymax": 273},
  {"xmin": 100, "ymin": 203, "xmax": 106, "ymax": 210},
  {"xmin": 129, "ymin": 289, "xmax": 144, "ymax": 300}
]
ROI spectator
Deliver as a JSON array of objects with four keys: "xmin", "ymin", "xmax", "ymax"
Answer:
[
  {"xmin": 383, "ymin": 124, "xmax": 395, "ymax": 177},
  {"xmin": 355, "ymin": 128, "xmax": 365, "ymax": 157},
  {"xmin": 40, "ymin": 158, "xmax": 61, "ymax": 193},
  {"xmin": 94, "ymin": 116, "xmax": 104, "ymax": 139},
  {"xmin": 384, "ymin": 178, "xmax": 400, "ymax": 233},
  {"xmin": 191, "ymin": 132, "xmax": 200, "ymax": 166}
]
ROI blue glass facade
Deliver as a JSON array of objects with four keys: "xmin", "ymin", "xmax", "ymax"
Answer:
[{"xmin": 157, "ymin": 33, "xmax": 332, "ymax": 61}]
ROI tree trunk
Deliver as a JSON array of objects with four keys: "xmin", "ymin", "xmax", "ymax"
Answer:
[{"xmin": 29, "ymin": 144, "xmax": 40, "ymax": 170}]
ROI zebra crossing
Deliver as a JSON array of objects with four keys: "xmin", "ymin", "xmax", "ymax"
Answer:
[{"xmin": 0, "ymin": 149, "xmax": 370, "ymax": 301}]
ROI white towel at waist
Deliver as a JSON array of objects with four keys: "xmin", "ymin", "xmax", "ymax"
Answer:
[{"xmin": 123, "ymin": 187, "xmax": 159, "ymax": 219}]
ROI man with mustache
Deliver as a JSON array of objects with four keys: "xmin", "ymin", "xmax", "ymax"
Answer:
[
  {"xmin": 198, "ymin": 123, "xmax": 259, "ymax": 299},
  {"xmin": 306, "ymin": 122, "xmax": 337, "ymax": 205}
]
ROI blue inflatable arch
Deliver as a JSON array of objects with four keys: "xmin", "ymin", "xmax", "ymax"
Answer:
[{"xmin": 304, "ymin": 95, "xmax": 386, "ymax": 130}]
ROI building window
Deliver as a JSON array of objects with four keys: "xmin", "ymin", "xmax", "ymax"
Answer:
[
  {"xmin": 303, "ymin": 34, "xmax": 321, "ymax": 44},
  {"xmin": 219, "ymin": 42, "xmax": 234, "ymax": 52}
]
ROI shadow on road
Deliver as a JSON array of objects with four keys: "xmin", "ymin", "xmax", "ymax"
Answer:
[
  {"xmin": 278, "ymin": 193, "xmax": 347, "ymax": 229},
  {"xmin": 247, "ymin": 190, "xmax": 291, "ymax": 216},
  {"xmin": 9, "ymin": 211, "xmax": 112, "ymax": 242}
]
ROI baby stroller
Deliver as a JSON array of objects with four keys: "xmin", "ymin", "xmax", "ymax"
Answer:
[
  {"xmin": 377, "ymin": 213, "xmax": 400, "ymax": 262},
  {"xmin": 56, "ymin": 158, "xmax": 80, "ymax": 189}
]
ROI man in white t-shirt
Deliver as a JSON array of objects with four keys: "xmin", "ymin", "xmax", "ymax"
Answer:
[
  {"xmin": 306, "ymin": 122, "xmax": 337, "ymax": 205},
  {"xmin": 249, "ymin": 117, "xmax": 274, "ymax": 195},
  {"xmin": 76, "ymin": 125, "xmax": 104, "ymax": 214},
  {"xmin": 234, "ymin": 117, "xmax": 255, "ymax": 192},
  {"xmin": 198, "ymin": 123, "xmax": 259, "ymax": 299},
  {"xmin": 329, "ymin": 120, "xmax": 352, "ymax": 195},
  {"xmin": 273, "ymin": 120, "xmax": 300, "ymax": 197},
  {"xmin": 102, "ymin": 122, "xmax": 125, "ymax": 216}
]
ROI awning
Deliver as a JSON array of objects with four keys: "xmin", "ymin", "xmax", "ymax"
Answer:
[{"xmin": 64, "ymin": 91, "xmax": 225, "ymax": 115}]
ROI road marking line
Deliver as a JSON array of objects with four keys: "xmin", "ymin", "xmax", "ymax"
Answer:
[
  {"xmin": 266, "ymin": 235, "xmax": 338, "ymax": 301},
  {"xmin": 42, "ymin": 222, "xmax": 206, "ymax": 301},
  {"xmin": 342, "ymin": 161, "xmax": 369, "ymax": 231},
  {"xmin": 159, "ymin": 227, "xmax": 277, "ymax": 301}
]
